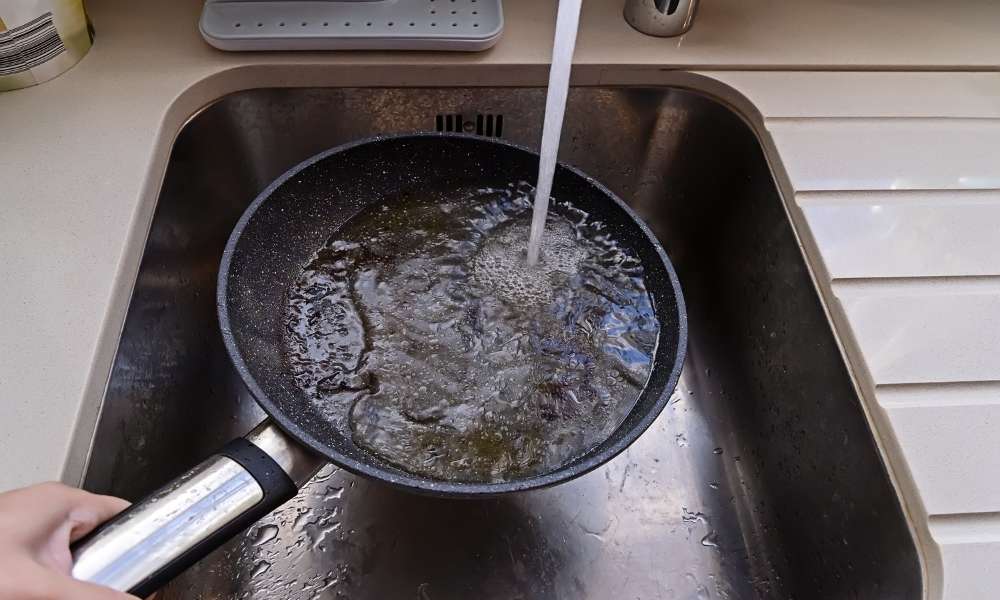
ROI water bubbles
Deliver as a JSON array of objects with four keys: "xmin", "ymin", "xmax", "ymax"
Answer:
[{"xmin": 470, "ymin": 217, "xmax": 585, "ymax": 306}]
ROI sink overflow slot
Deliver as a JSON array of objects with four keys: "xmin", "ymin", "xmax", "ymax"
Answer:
[{"xmin": 435, "ymin": 113, "xmax": 504, "ymax": 137}]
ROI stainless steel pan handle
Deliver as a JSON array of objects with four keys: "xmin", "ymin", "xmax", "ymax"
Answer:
[{"xmin": 70, "ymin": 421, "xmax": 324, "ymax": 598}]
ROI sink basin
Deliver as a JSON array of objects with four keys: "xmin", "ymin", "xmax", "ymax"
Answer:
[{"xmin": 81, "ymin": 87, "xmax": 921, "ymax": 599}]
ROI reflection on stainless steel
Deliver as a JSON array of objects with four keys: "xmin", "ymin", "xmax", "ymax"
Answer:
[
  {"xmin": 246, "ymin": 421, "xmax": 325, "ymax": 487},
  {"xmin": 624, "ymin": 0, "xmax": 698, "ymax": 37},
  {"xmin": 72, "ymin": 456, "xmax": 263, "ymax": 592},
  {"xmin": 81, "ymin": 88, "xmax": 921, "ymax": 599}
]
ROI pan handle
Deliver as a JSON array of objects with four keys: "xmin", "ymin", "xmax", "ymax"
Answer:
[{"xmin": 70, "ymin": 420, "xmax": 324, "ymax": 598}]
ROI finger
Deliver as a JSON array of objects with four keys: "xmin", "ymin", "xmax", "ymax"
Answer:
[
  {"xmin": 0, "ymin": 483, "xmax": 85, "ymax": 542},
  {"xmin": 0, "ymin": 482, "xmax": 128, "ymax": 540},
  {"xmin": 6, "ymin": 483, "xmax": 129, "ymax": 573},
  {"xmin": 64, "ymin": 491, "xmax": 130, "ymax": 543},
  {"xmin": 53, "ymin": 575, "xmax": 139, "ymax": 600}
]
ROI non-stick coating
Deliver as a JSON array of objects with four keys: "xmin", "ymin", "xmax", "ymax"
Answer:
[{"xmin": 218, "ymin": 133, "xmax": 687, "ymax": 496}]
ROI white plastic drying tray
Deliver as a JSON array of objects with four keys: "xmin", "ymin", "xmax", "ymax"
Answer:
[{"xmin": 200, "ymin": 0, "xmax": 504, "ymax": 51}]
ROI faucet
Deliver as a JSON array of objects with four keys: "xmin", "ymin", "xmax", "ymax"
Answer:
[{"xmin": 624, "ymin": 0, "xmax": 698, "ymax": 37}]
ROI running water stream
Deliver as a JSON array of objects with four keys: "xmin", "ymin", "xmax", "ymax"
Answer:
[{"xmin": 526, "ymin": 0, "xmax": 584, "ymax": 266}]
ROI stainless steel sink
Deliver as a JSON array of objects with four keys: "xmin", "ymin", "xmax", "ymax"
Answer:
[{"xmin": 81, "ymin": 87, "xmax": 921, "ymax": 599}]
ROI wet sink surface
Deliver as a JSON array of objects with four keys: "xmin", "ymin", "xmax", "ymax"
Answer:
[{"xmin": 83, "ymin": 87, "xmax": 921, "ymax": 599}]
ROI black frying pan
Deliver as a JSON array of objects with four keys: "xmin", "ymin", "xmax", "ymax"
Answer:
[{"xmin": 71, "ymin": 134, "xmax": 687, "ymax": 597}]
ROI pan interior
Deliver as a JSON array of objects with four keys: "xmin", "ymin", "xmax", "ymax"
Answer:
[{"xmin": 223, "ymin": 135, "xmax": 684, "ymax": 492}]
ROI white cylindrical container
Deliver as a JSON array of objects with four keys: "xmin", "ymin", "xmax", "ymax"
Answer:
[{"xmin": 1, "ymin": 0, "xmax": 92, "ymax": 91}]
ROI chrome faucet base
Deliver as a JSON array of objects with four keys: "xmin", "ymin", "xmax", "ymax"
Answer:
[{"xmin": 624, "ymin": 0, "xmax": 698, "ymax": 37}]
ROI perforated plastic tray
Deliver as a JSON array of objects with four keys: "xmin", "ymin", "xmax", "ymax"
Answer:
[{"xmin": 200, "ymin": 0, "xmax": 503, "ymax": 51}]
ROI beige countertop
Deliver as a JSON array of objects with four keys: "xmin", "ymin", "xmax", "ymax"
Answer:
[{"xmin": 2, "ymin": 0, "xmax": 1000, "ymax": 598}]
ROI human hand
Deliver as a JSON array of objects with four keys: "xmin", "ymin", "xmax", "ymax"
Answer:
[{"xmin": 0, "ymin": 482, "xmax": 137, "ymax": 599}]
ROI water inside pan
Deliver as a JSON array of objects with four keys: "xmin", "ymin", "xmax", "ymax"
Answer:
[{"xmin": 283, "ymin": 183, "xmax": 659, "ymax": 483}]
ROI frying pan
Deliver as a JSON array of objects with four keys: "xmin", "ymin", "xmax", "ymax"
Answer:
[{"xmin": 70, "ymin": 133, "xmax": 687, "ymax": 597}]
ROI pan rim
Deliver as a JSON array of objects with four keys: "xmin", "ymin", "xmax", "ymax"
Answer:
[{"xmin": 218, "ymin": 131, "xmax": 688, "ymax": 497}]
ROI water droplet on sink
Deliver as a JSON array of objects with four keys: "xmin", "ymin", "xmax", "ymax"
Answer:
[
  {"xmin": 251, "ymin": 560, "xmax": 271, "ymax": 578},
  {"xmin": 683, "ymin": 573, "xmax": 711, "ymax": 599},
  {"xmin": 322, "ymin": 485, "xmax": 344, "ymax": 501},
  {"xmin": 292, "ymin": 509, "xmax": 316, "ymax": 531},
  {"xmin": 417, "ymin": 582, "xmax": 432, "ymax": 600},
  {"xmin": 709, "ymin": 482, "xmax": 719, "ymax": 490},
  {"xmin": 312, "ymin": 464, "xmax": 337, "ymax": 482},
  {"xmin": 310, "ymin": 571, "xmax": 340, "ymax": 598},
  {"xmin": 252, "ymin": 524, "xmax": 279, "ymax": 545},
  {"xmin": 713, "ymin": 447, "xmax": 724, "ymax": 455},
  {"xmin": 675, "ymin": 433, "xmax": 688, "ymax": 447},
  {"xmin": 700, "ymin": 530, "xmax": 719, "ymax": 548},
  {"xmin": 311, "ymin": 519, "xmax": 343, "ymax": 550},
  {"xmin": 681, "ymin": 507, "xmax": 708, "ymax": 526}
]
